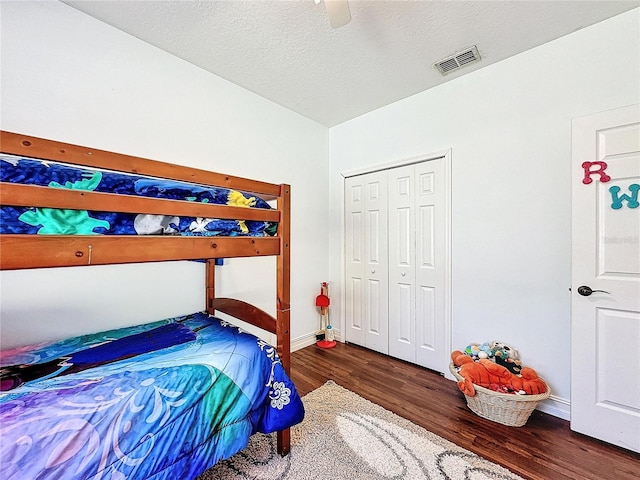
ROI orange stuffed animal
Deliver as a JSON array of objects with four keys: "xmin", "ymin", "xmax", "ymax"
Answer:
[{"xmin": 451, "ymin": 350, "xmax": 546, "ymax": 397}]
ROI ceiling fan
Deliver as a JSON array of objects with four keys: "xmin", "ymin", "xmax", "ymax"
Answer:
[{"xmin": 316, "ymin": 0, "xmax": 351, "ymax": 29}]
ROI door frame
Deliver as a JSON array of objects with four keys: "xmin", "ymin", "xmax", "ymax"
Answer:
[{"xmin": 340, "ymin": 149, "xmax": 453, "ymax": 376}]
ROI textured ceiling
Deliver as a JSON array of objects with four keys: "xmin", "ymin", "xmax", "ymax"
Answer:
[{"xmin": 63, "ymin": 0, "xmax": 639, "ymax": 127}]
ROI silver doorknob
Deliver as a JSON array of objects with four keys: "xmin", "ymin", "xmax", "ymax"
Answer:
[
  {"xmin": 401, "ymin": 272, "xmax": 406, "ymax": 276},
  {"xmin": 577, "ymin": 285, "xmax": 610, "ymax": 296}
]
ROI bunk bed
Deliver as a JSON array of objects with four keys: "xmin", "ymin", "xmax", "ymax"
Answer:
[{"xmin": 0, "ymin": 131, "xmax": 303, "ymax": 480}]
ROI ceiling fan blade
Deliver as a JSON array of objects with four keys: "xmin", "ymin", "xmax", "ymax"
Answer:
[{"xmin": 325, "ymin": 0, "xmax": 351, "ymax": 29}]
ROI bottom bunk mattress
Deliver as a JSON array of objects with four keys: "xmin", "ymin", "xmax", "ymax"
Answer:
[{"xmin": 0, "ymin": 312, "xmax": 305, "ymax": 480}]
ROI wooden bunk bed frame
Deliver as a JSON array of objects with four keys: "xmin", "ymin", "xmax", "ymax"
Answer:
[{"xmin": 0, "ymin": 130, "xmax": 292, "ymax": 455}]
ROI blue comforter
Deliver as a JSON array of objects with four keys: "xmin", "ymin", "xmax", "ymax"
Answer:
[
  {"xmin": 0, "ymin": 154, "xmax": 277, "ymax": 236},
  {"xmin": 0, "ymin": 313, "xmax": 304, "ymax": 479}
]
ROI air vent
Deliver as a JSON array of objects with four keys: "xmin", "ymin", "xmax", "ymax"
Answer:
[{"xmin": 435, "ymin": 46, "xmax": 481, "ymax": 75}]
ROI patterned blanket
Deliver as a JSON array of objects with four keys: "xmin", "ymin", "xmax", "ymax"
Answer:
[
  {"xmin": 0, "ymin": 154, "xmax": 277, "ymax": 236},
  {"xmin": 0, "ymin": 312, "xmax": 304, "ymax": 479}
]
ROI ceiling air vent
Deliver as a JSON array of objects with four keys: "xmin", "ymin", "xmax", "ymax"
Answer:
[{"xmin": 435, "ymin": 46, "xmax": 481, "ymax": 75}]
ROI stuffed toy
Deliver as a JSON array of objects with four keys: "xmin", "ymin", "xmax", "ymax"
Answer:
[
  {"xmin": 464, "ymin": 342, "xmax": 493, "ymax": 360},
  {"xmin": 453, "ymin": 351, "xmax": 475, "ymax": 366},
  {"xmin": 451, "ymin": 350, "xmax": 546, "ymax": 397},
  {"xmin": 490, "ymin": 341, "xmax": 523, "ymax": 374},
  {"xmin": 490, "ymin": 341, "xmax": 520, "ymax": 361},
  {"xmin": 464, "ymin": 343, "xmax": 481, "ymax": 358},
  {"xmin": 478, "ymin": 342, "xmax": 492, "ymax": 359}
]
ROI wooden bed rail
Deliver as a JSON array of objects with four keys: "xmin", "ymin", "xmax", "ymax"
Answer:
[
  {"xmin": 208, "ymin": 298, "xmax": 278, "ymax": 334},
  {"xmin": 0, "ymin": 235, "xmax": 279, "ymax": 269},
  {"xmin": 0, "ymin": 183, "xmax": 280, "ymax": 223}
]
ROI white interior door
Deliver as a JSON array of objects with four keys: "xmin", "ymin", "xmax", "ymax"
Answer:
[
  {"xmin": 571, "ymin": 104, "xmax": 640, "ymax": 453},
  {"xmin": 345, "ymin": 172, "xmax": 389, "ymax": 354}
]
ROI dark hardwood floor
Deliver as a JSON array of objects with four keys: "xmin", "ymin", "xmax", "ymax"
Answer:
[{"xmin": 290, "ymin": 342, "xmax": 639, "ymax": 480}]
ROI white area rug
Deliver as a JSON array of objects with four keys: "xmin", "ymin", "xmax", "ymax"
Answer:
[{"xmin": 199, "ymin": 381, "xmax": 524, "ymax": 479}]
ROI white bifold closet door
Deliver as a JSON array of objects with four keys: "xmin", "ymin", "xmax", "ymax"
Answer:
[
  {"xmin": 388, "ymin": 161, "xmax": 447, "ymax": 370},
  {"xmin": 345, "ymin": 157, "xmax": 448, "ymax": 374},
  {"xmin": 345, "ymin": 171, "xmax": 389, "ymax": 354}
]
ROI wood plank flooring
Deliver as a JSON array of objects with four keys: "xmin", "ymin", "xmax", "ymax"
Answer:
[{"xmin": 289, "ymin": 342, "xmax": 639, "ymax": 480}]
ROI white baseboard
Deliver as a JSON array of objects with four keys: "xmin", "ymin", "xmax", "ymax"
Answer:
[
  {"xmin": 537, "ymin": 394, "xmax": 571, "ymax": 421},
  {"xmin": 291, "ymin": 332, "xmax": 318, "ymax": 352},
  {"xmin": 291, "ymin": 330, "xmax": 342, "ymax": 352}
]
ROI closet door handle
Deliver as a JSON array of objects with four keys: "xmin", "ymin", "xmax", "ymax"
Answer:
[
  {"xmin": 371, "ymin": 269, "xmax": 375, "ymax": 274},
  {"xmin": 401, "ymin": 272, "xmax": 406, "ymax": 276}
]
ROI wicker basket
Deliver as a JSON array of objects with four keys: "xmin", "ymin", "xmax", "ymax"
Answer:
[{"xmin": 449, "ymin": 362, "xmax": 551, "ymax": 427}]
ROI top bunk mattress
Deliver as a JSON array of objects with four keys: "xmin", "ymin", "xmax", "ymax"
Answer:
[{"xmin": 0, "ymin": 154, "xmax": 277, "ymax": 237}]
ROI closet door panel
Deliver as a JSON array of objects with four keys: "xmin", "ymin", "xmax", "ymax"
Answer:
[
  {"xmin": 346, "ymin": 277, "xmax": 364, "ymax": 332},
  {"xmin": 366, "ymin": 277, "xmax": 383, "ymax": 335},
  {"xmin": 368, "ymin": 209, "xmax": 382, "ymax": 264},
  {"xmin": 363, "ymin": 172, "xmax": 389, "ymax": 354},
  {"xmin": 414, "ymin": 159, "xmax": 447, "ymax": 372},
  {"xmin": 397, "ymin": 207, "xmax": 412, "ymax": 265},
  {"xmin": 418, "ymin": 205, "xmax": 435, "ymax": 269},
  {"xmin": 344, "ymin": 178, "xmax": 366, "ymax": 346},
  {"xmin": 416, "ymin": 203, "xmax": 437, "ymax": 358},
  {"xmin": 388, "ymin": 165, "xmax": 416, "ymax": 361},
  {"xmin": 389, "ymin": 282, "xmax": 415, "ymax": 362},
  {"xmin": 416, "ymin": 285, "xmax": 436, "ymax": 355}
]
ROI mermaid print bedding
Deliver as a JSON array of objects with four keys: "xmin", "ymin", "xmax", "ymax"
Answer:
[{"xmin": 0, "ymin": 312, "xmax": 304, "ymax": 479}]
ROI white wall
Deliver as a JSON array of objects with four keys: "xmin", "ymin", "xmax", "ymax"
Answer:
[
  {"xmin": 328, "ymin": 9, "xmax": 639, "ymax": 417},
  {"xmin": 0, "ymin": 1, "xmax": 329, "ymax": 349}
]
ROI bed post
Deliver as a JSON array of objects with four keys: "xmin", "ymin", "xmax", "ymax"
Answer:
[
  {"xmin": 206, "ymin": 259, "xmax": 216, "ymax": 315},
  {"xmin": 276, "ymin": 183, "xmax": 291, "ymax": 456}
]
